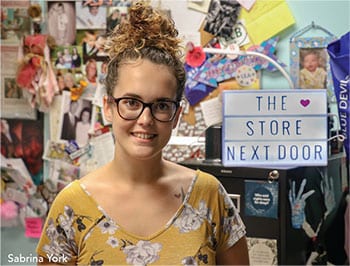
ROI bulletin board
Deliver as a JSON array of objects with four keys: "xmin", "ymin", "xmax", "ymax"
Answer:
[{"xmin": 0, "ymin": 1, "xmax": 349, "ymax": 264}]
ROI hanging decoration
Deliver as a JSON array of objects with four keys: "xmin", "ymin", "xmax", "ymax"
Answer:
[
  {"xmin": 191, "ymin": 38, "xmax": 284, "ymax": 88},
  {"xmin": 289, "ymin": 21, "xmax": 337, "ymax": 97},
  {"xmin": 15, "ymin": 4, "xmax": 59, "ymax": 112}
]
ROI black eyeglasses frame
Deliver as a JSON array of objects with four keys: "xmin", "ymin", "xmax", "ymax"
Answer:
[{"xmin": 107, "ymin": 96, "xmax": 180, "ymax": 122}]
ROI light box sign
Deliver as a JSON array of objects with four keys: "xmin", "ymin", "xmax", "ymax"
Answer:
[{"xmin": 222, "ymin": 90, "xmax": 328, "ymax": 167}]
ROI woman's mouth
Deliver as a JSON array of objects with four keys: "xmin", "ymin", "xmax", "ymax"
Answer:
[{"xmin": 132, "ymin": 132, "xmax": 156, "ymax": 140}]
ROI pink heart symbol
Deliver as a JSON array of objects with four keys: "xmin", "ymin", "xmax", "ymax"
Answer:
[{"xmin": 300, "ymin": 99, "xmax": 310, "ymax": 107}]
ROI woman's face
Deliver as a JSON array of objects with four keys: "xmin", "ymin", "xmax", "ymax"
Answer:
[
  {"xmin": 64, "ymin": 75, "xmax": 75, "ymax": 88},
  {"xmin": 104, "ymin": 59, "xmax": 181, "ymax": 161},
  {"xmin": 81, "ymin": 110, "xmax": 90, "ymax": 123},
  {"xmin": 57, "ymin": 75, "xmax": 65, "ymax": 90},
  {"xmin": 86, "ymin": 62, "xmax": 97, "ymax": 78}
]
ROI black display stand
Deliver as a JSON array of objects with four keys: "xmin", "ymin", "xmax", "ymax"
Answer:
[{"xmin": 180, "ymin": 154, "xmax": 347, "ymax": 265}]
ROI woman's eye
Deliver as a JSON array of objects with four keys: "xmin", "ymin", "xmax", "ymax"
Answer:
[
  {"xmin": 125, "ymin": 99, "xmax": 140, "ymax": 108},
  {"xmin": 156, "ymin": 102, "xmax": 170, "ymax": 111}
]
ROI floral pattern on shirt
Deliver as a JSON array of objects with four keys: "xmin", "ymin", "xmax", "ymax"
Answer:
[
  {"xmin": 174, "ymin": 200, "xmax": 212, "ymax": 233},
  {"xmin": 218, "ymin": 183, "xmax": 243, "ymax": 247},
  {"xmin": 42, "ymin": 205, "xmax": 92, "ymax": 261},
  {"xmin": 106, "ymin": 236, "xmax": 119, "ymax": 248},
  {"xmin": 122, "ymin": 240, "xmax": 162, "ymax": 266},
  {"xmin": 37, "ymin": 173, "xmax": 246, "ymax": 265},
  {"xmin": 181, "ymin": 245, "xmax": 210, "ymax": 265},
  {"xmin": 98, "ymin": 218, "xmax": 119, "ymax": 234}
]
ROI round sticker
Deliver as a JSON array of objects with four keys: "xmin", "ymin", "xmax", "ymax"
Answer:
[{"xmin": 235, "ymin": 65, "xmax": 257, "ymax": 87}]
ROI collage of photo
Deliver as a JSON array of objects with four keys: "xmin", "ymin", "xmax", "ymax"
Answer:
[
  {"xmin": 1, "ymin": 0, "xmax": 133, "ymax": 204},
  {"xmin": 45, "ymin": 0, "xmax": 132, "ymax": 153},
  {"xmin": 48, "ymin": 1, "xmax": 131, "ymax": 95}
]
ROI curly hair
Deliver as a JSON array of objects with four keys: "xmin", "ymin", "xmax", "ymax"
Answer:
[{"xmin": 104, "ymin": 1, "xmax": 185, "ymax": 101}]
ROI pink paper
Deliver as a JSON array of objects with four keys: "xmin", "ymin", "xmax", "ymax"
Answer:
[
  {"xmin": 25, "ymin": 217, "xmax": 43, "ymax": 238},
  {"xmin": 237, "ymin": 0, "xmax": 256, "ymax": 10}
]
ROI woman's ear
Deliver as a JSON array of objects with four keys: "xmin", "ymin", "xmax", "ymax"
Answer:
[{"xmin": 103, "ymin": 95, "xmax": 113, "ymax": 123}]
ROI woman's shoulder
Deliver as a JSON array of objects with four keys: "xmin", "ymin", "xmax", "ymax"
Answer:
[
  {"xmin": 167, "ymin": 161, "xmax": 220, "ymax": 188},
  {"xmin": 55, "ymin": 179, "xmax": 83, "ymax": 199},
  {"xmin": 195, "ymin": 169, "xmax": 221, "ymax": 187},
  {"xmin": 48, "ymin": 180, "xmax": 88, "ymax": 213},
  {"xmin": 78, "ymin": 163, "xmax": 112, "ymax": 193}
]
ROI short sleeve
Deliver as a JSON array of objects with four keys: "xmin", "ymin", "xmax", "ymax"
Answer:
[
  {"xmin": 215, "ymin": 182, "xmax": 246, "ymax": 253},
  {"xmin": 36, "ymin": 182, "xmax": 82, "ymax": 264},
  {"xmin": 194, "ymin": 171, "xmax": 246, "ymax": 253}
]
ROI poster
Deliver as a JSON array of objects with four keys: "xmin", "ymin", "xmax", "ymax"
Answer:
[
  {"xmin": 247, "ymin": 237, "xmax": 278, "ymax": 265},
  {"xmin": 245, "ymin": 180, "xmax": 278, "ymax": 218}
]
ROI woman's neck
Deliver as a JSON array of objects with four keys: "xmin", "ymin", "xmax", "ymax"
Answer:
[{"xmin": 110, "ymin": 154, "xmax": 167, "ymax": 186}]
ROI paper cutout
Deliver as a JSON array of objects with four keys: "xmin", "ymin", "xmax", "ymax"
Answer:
[
  {"xmin": 320, "ymin": 172, "xmax": 336, "ymax": 217},
  {"xmin": 25, "ymin": 217, "xmax": 43, "ymax": 238},
  {"xmin": 194, "ymin": 57, "xmax": 235, "ymax": 87},
  {"xmin": 199, "ymin": 20, "xmax": 216, "ymax": 47},
  {"xmin": 247, "ymin": 37, "xmax": 287, "ymax": 71},
  {"xmin": 184, "ymin": 63, "xmax": 216, "ymax": 106},
  {"xmin": 289, "ymin": 179, "xmax": 315, "ymax": 229},
  {"xmin": 185, "ymin": 43, "xmax": 206, "ymax": 67},
  {"xmin": 237, "ymin": 0, "xmax": 256, "ymax": 11},
  {"xmin": 193, "ymin": 55, "xmax": 264, "ymax": 87},
  {"xmin": 200, "ymin": 97, "xmax": 222, "ymax": 128},
  {"xmin": 187, "ymin": 0, "xmax": 211, "ymax": 13},
  {"xmin": 239, "ymin": 0, "xmax": 295, "ymax": 47}
]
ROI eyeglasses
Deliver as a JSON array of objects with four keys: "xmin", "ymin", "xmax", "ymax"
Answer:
[{"xmin": 108, "ymin": 96, "xmax": 180, "ymax": 122}]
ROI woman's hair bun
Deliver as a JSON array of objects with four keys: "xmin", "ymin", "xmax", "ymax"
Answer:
[{"xmin": 105, "ymin": 1, "xmax": 182, "ymax": 60}]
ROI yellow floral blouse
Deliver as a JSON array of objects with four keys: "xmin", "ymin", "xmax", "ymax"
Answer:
[{"xmin": 36, "ymin": 170, "xmax": 246, "ymax": 265}]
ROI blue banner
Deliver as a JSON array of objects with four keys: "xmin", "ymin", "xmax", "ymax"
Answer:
[{"xmin": 327, "ymin": 32, "xmax": 350, "ymax": 160}]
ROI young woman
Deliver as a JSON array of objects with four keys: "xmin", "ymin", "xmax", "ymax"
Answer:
[{"xmin": 36, "ymin": 2, "xmax": 249, "ymax": 265}]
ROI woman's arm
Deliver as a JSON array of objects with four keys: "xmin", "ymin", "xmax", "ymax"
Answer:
[{"xmin": 216, "ymin": 236, "xmax": 250, "ymax": 265}]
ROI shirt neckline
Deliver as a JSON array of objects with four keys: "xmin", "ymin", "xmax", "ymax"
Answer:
[{"xmin": 76, "ymin": 169, "xmax": 200, "ymax": 241}]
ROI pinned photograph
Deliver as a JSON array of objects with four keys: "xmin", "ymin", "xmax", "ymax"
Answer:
[
  {"xmin": 299, "ymin": 48, "xmax": 328, "ymax": 89},
  {"xmin": 59, "ymin": 92, "xmax": 93, "ymax": 147},
  {"xmin": 47, "ymin": 2, "xmax": 76, "ymax": 46},
  {"xmin": 76, "ymin": 0, "xmax": 107, "ymax": 29}
]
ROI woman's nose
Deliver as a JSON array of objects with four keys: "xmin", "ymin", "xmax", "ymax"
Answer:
[{"xmin": 137, "ymin": 106, "xmax": 154, "ymax": 125}]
